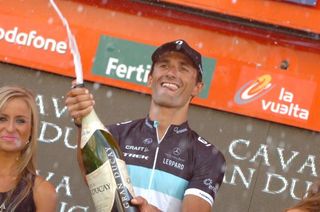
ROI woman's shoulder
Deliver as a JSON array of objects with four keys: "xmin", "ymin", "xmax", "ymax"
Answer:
[
  {"xmin": 286, "ymin": 209, "xmax": 308, "ymax": 212},
  {"xmin": 34, "ymin": 176, "xmax": 55, "ymax": 193},
  {"xmin": 33, "ymin": 176, "xmax": 57, "ymax": 211}
]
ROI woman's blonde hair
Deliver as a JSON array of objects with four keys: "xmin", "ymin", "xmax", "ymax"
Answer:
[
  {"xmin": 285, "ymin": 181, "xmax": 320, "ymax": 212},
  {"xmin": 0, "ymin": 86, "xmax": 39, "ymax": 210}
]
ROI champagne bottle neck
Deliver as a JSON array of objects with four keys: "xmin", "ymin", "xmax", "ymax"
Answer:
[
  {"xmin": 81, "ymin": 109, "xmax": 108, "ymax": 148},
  {"xmin": 82, "ymin": 109, "xmax": 105, "ymax": 130}
]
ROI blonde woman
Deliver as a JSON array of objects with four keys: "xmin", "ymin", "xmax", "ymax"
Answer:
[
  {"xmin": 0, "ymin": 86, "xmax": 56, "ymax": 211},
  {"xmin": 285, "ymin": 181, "xmax": 320, "ymax": 212}
]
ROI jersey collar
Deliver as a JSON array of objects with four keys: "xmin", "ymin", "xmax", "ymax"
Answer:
[{"xmin": 144, "ymin": 116, "xmax": 190, "ymax": 136}]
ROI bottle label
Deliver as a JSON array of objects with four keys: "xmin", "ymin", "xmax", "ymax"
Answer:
[
  {"xmin": 86, "ymin": 158, "xmax": 135, "ymax": 211},
  {"xmin": 81, "ymin": 110, "xmax": 111, "ymax": 148}
]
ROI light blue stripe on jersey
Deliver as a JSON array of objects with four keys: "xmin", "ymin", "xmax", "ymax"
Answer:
[{"xmin": 128, "ymin": 165, "xmax": 188, "ymax": 200}]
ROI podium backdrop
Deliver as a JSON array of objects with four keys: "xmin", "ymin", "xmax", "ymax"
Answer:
[{"xmin": 1, "ymin": 63, "xmax": 319, "ymax": 212}]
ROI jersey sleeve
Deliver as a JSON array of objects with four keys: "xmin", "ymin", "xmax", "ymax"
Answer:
[{"xmin": 184, "ymin": 143, "xmax": 226, "ymax": 206}]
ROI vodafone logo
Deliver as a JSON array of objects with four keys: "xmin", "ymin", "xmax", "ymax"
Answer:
[
  {"xmin": 234, "ymin": 74, "xmax": 274, "ymax": 105},
  {"xmin": 0, "ymin": 26, "xmax": 67, "ymax": 54}
]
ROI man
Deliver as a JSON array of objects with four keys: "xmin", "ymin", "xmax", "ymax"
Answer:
[{"xmin": 66, "ymin": 39, "xmax": 226, "ymax": 211}]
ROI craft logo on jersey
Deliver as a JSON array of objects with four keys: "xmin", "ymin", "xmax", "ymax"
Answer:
[
  {"xmin": 234, "ymin": 74, "xmax": 274, "ymax": 105},
  {"xmin": 124, "ymin": 145, "xmax": 149, "ymax": 160}
]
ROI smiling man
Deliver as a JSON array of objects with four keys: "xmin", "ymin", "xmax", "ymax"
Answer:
[{"xmin": 66, "ymin": 39, "xmax": 226, "ymax": 212}]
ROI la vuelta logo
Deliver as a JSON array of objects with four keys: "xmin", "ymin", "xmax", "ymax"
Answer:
[
  {"xmin": 261, "ymin": 88, "xmax": 309, "ymax": 120},
  {"xmin": 234, "ymin": 74, "xmax": 309, "ymax": 121},
  {"xmin": 234, "ymin": 74, "xmax": 274, "ymax": 105}
]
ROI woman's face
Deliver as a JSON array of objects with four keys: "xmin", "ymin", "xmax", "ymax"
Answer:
[{"xmin": 0, "ymin": 97, "xmax": 32, "ymax": 153}]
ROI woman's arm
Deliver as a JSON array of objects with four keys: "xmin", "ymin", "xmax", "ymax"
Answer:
[{"xmin": 33, "ymin": 176, "xmax": 57, "ymax": 212}]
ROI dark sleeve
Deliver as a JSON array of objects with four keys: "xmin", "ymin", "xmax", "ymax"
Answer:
[{"xmin": 185, "ymin": 145, "xmax": 226, "ymax": 206}]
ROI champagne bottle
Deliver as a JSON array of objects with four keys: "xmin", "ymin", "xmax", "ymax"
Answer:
[{"xmin": 80, "ymin": 109, "xmax": 138, "ymax": 212}]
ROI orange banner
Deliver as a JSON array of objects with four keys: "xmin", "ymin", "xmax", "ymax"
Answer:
[
  {"xmin": 226, "ymin": 68, "xmax": 316, "ymax": 128},
  {"xmin": 0, "ymin": 0, "xmax": 320, "ymax": 131}
]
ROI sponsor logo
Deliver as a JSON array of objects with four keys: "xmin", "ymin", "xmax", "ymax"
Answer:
[
  {"xmin": 143, "ymin": 138, "xmax": 153, "ymax": 145},
  {"xmin": 234, "ymin": 74, "xmax": 274, "ymax": 105},
  {"xmin": 199, "ymin": 192, "xmax": 212, "ymax": 203},
  {"xmin": 125, "ymin": 145, "xmax": 149, "ymax": 152},
  {"xmin": 261, "ymin": 87, "xmax": 309, "ymax": 120},
  {"xmin": 116, "ymin": 120, "xmax": 132, "ymax": 126},
  {"xmin": 173, "ymin": 147, "xmax": 182, "ymax": 156},
  {"xmin": 198, "ymin": 137, "xmax": 212, "ymax": 147},
  {"xmin": 0, "ymin": 26, "xmax": 67, "ymax": 54},
  {"xmin": 123, "ymin": 152, "xmax": 149, "ymax": 160},
  {"xmin": 162, "ymin": 158, "xmax": 184, "ymax": 170},
  {"xmin": 203, "ymin": 178, "xmax": 218, "ymax": 195},
  {"xmin": 164, "ymin": 146, "xmax": 186, "ymax": 170},
  {"xmin": 173, "ymin": 127, "xmax": 188, "ymax": 134},
  {"xmin": 89, "ymin": 183, "xmax": 111, "ymax": 195},
  {"xmin": 105, "ymin": 57, "xmax": 151, "ymax": 84},
  {"xmin": 235, "ymin": 74, "xmax": 310, "ymax": 121}
]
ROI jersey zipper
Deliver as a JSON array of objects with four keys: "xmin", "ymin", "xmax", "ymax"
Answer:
[{"xmin": 148, "ymin": 120, "xmax": 170, "ymax": 189}]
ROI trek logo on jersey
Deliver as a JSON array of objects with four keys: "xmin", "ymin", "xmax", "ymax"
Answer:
[
  {"xmin": 234, "ymin": 74, "xmax": 274, "ymax": 105},
  {"xmin": 123, "ymin": 152, "xmax": 149, "ymax": 160},
  {"xmin": 92, "ymin": 36, "xmax": 216, "ymax": 99}
]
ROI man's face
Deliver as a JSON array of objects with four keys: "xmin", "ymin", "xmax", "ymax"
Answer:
[{"xmin": 148, "ymin": 51, "xmax": 203, "ymax": 108}]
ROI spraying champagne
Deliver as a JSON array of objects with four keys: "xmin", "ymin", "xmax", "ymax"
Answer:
[{"xmin": 49, "ymin": 1, "xmax": 138, "ymax": 210}]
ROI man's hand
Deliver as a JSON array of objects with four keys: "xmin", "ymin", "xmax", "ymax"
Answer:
[
  {"xmin": 65, "ymin": 83, "xmax": 95, "ymax": 125},
  {"xmin": 65, "ymin": 82, "xmax": 95, "ymax": 182},
  {"xmin": 131, "ymin": 196, "xmax": 161, "ymax": 212}
]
